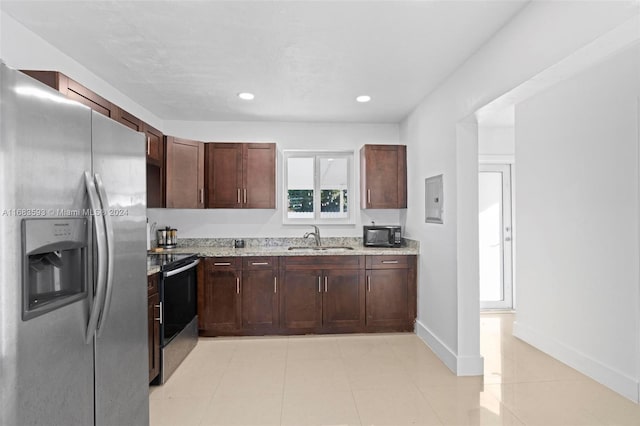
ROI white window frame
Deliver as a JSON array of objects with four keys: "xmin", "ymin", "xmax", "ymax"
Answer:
[{"xmin": 282, "ymin": 150, "xmax": 354, "ymax": 225}]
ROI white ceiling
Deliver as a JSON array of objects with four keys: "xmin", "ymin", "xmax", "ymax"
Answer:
[{"xmin": 1, "ymin": 0, "xmax": 529, "ymax": 123}]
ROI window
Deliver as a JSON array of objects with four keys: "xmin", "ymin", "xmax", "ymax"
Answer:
[{"xmin": 283, "ymin": 150, "xmax": 353, "ymax": 224}]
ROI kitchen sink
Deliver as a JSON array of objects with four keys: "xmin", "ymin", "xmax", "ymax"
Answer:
[{"xmin": 287, "ymin": 246, "xmax": 354, "ymax": 251}]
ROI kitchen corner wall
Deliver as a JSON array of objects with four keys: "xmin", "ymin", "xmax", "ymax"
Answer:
[
  {"xmin": 149, "ymin": 121, "xmax": 402, "ymax": 238},
  {"xmin": 400, "ymin": 0, "xmax": 638, "ymax": 380},
  {"xmin": 514, "ymin": 43, "xmax": 640, "ymax": 402}
]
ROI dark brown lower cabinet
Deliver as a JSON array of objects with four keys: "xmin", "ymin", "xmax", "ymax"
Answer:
[
  {"xmin": 322, "ymin": 269, "xmax": 365, "ymax": 330},
  {"xmin": 280, "ymin": 256, "xmax": 365, "ymax": 334},
  {"xmin": 365, "ymin": 255, "xmax": 417, "ymax": 332},
  {"xmin": 242, "ymin": 257, "xmax": 279, "ymax": 332},
  {"xmin": 197, "ymin": 254, "xmax": 415, "ymax": 336},
  {"xmin": 280, "ymin": 269, "xmax": 323, "ymax": 331},
  {"xmin": 147, "ymin": 274, "xmax": 160, "ymax": 383},
  {"xmin": 199, "ymin": 257, "xmax": 280, "ymax": 336},
  {"xmin": 198, "ymin": 258, "xmax": 242, "ymax": 335},
  {"xmin": 366, "ymin": 269, "xmax": 409, "ymax": 327}
]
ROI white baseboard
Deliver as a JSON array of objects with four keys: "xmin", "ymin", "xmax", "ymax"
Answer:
[
  {"xmin": 415, "ymin": 319, "xmax": 484, "ymax": 376},
  {"xmin": 513, "ymin": 321, "xmax": 640, "ymax": 403}
]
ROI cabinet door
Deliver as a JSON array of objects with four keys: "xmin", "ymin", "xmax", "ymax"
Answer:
[
  {"xmin": 145, "ymin": 124, "xmax": 165, "ymax": 208},
  {"xmin": 166, "ymin": 137, "xmax": 205, "ymax": 208},
  {"xmin": 200, "ymin": 268, "xmax": 242, "ymax": 333},
  {"xmin": 65, "ymin": 77, "xmax": 116, "ymax": 118},
  {"xmin": 243, "ymin": 143, "xmax": 276, "ymax": 208},
  {"xmin": 242, "ymin": 269, "xmax": 278, "ymax": 330},
  {"xmin": 114, "ymin": 108, "xmax": 143, "ymax": 132},
  {"xmin": 366, "ymin": 269, "xmax": 409, "ymax": 327},
  {"xmin": 147, "ymin": 292, "xmax": 160, "ymax": 382},
  {"xmin": 361, "ymin": 145, "xmax": 407, "ymax": 209},
  {"xmin": 281, "ymin": 269, "xmax": 323, "ymax": 331},
  {"xmin": 322, "ymin": 269, "xmax": 365, "ymax": 330},
  {"xmin": 206, "ymin": 143, "xmax": 243, "ymax": 208},
  {"xmin": 144, "ymin": 123, "xmax": 164, "ymax": 166}
]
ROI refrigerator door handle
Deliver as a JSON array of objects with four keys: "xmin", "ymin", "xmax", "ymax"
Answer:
[
  {"xmin": 84, "ymin": 171, "xmax": 108, "ymax": 344},
  {"xmin": 94, "ymin": 173, "xmax": 115, "ymax": 337}
]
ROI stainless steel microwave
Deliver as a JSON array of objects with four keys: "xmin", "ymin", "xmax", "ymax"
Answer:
[{"xmin": 363, "ymin": 226, "xmax": 402, "ymax": 247}]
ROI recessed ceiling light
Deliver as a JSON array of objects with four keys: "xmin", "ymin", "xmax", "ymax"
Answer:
[
  {"xmin": 238, "ymin": 92, "xmax": 255, "ymax": 100},
  {"xmin": 356, "ymin": 95, "xmax": 371, "ymax": 103}
]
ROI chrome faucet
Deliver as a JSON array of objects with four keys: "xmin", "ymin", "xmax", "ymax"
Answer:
[{"xmin": 303, "ymin": 225, "xmax": 321, "ymax": 247}]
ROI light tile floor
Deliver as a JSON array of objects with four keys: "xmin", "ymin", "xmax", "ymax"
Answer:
[{"xmin": 149, "ymin": 313, "xmax": 640, "ymax": 425}]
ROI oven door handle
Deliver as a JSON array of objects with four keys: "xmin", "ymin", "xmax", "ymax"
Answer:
[{"xmin": 163, "ymin": 259, "xmax": 200, "ymax": 278}]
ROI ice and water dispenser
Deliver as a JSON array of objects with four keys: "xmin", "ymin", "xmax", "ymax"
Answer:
[{"xmin": 22, "ymin": 218, "xmax": 88, "ymax": 320}]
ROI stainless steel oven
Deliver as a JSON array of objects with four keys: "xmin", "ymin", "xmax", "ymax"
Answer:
[{"xmin": 148, "ymin": 253, "xmax": 199, "ymax": 384}]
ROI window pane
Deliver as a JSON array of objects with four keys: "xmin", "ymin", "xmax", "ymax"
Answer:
[
  {"xmin": 319, "ymin": 157, "xmax": 348, "ymax": 219},
  {"xmin": 283, "ymin": 151, "xmax": 352, "ymax": 223},
  {"xmin": 320, "ymin": 189, "xmax": 348, "ymax": 218},
  {"xmin": 288, "ymin": 189, "xmax": 314, "ymax": 218},
  {"xmin": 287, "ymin": 157, "xmax": 314, "ymax": 189},
  {"xmin": 287, "ymin": 157, "xmax": 314, "ymax": 219}
]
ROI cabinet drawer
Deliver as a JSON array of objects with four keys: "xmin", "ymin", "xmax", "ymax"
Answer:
[
  {"xmin": 147, "ymin": 273, "xmax": 159, "ymax": 295},
  {"xmin": 284, "ymin": 255, "xmax": 364, "ymax": 270},
  {"xmin": 366, "ymin": 255, "xmax": 410, "ymax": 269},
  {"xmin": 206, "ymin": 257, "xmax": 240, "ymax": 271},
  {"xmin": 243, "ymin": 257, "xmax": 277, "ymax": 270}
]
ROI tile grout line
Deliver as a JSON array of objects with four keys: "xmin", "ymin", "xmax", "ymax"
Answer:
[
  {"xmin": 279, "ymin": 336, "xmax": 290, "ymax": 426},
  {"xmin": 342, "ymin": 341, "xmax": 365, "ymax": 426}
]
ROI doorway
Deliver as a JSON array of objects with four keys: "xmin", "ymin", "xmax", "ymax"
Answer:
[{"xmin": 478, "ymin": 164, "xmax": 513, "ymax": 310}]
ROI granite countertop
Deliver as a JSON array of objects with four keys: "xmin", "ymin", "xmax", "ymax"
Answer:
[
  {"xmin": 149, "ymin": 237, "xmax": 419, "ymax": 262},
  {"xmin": 147, "ymin": 264, "xmax": 161, "ymax": 276}
]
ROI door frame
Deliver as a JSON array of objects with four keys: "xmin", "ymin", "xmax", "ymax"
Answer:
[{"xmin": 478, "ymin": 162, "xmax": 514, "ymax": 310}]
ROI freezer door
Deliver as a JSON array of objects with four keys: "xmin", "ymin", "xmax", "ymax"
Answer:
[
  {"xmin": 0, "ymin": 65, "xmax": 94, "ymax": 425},
  {"xmin": 90, "ymin": 111, "xmax": 149, "ymax": 426}
]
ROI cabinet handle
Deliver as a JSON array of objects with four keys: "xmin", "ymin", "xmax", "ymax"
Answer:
[
  {"xmin": 199, "ymin": 188, "xmax": 204, "ymax": 204},
  {"xmin": 236, "ymin": 277, "xmax": 240, "ymax": 294},
  {"xmin": 382, "ymin": 260, "xmax": 399, "ymax": 264},
  {"xmin": 243, "ymin": 188, "xmax": 247, "ymax": 204},
  {"xmin": 214, "ymin": 262, "xmax": 231, "ymax": 266},
  {"xmin": 146, "ymin": 137, "xmax": 151, "ymax": 155},
  {"xmin": 367, "ymin": 276, "xmax": 371, "ymax": 292},
  {"xmin": 237, "ymin": 188, "xmax": 241, "ymax": 204},
  {"xmin": 324, "ymin": 276, "xmax": 328, "ymax": 293},
  {"xmin": 367, "ymin": 189, "xmax": 371, "ymax": 205},
  {"xmin": 318, "ymin": 276, "xmax": 322, "ymax": 293},
  {"xmin": 251, "ymin": 262, "xmax": 269, "ymax": 266},
  {"xmin": 155, "ymin": 302, "xmax": 162, "ymax": 324},
  {"xmin": 274, "ymin": 276, "xmax": 277, "ymax": 293}
]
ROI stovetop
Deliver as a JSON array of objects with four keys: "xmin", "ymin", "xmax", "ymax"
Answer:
[{"xmin": 147, "ymin": 252, "xmax": 198, "ymax": 271}]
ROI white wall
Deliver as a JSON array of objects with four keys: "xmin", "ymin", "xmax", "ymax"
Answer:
[
  {"xmin": 400, "ymin": 0, "xmax": 638, "ymax": 376},
  {"xmin": 478, "ymin": 126, "xmax": 515, "ymax": 157},
  {"xmin": 151, "ymin": 121, "xmax": 401, "ymax": 238},
  {"xmin": 514, "ymin": 44, "xmax": 640, "ymax": 401}
]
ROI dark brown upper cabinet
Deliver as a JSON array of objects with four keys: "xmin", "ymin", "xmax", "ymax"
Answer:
[
  {"xmin": 205, "ymin": 143, "xmax": 276, "ymax": 209},
  {"xmin": 21, "ymin": 70, "xmax": 116, "ymax": 118},
  {"xmin": 114, "ymin": 108, "xmax": 143, "ymax": 132},
  {"xmin": 145, "ymin": 124, "xmax": 165, "ymax": 208},
  {"xmin": 165, "ymin": 136, "xmax": 205, "ymax": 209},
  {"xmin": 360, "ymin": 144, "xmax": 407, "ymax": 209},
  {"xmin": 112, "ymin": 109, "xmax": 166, "ymax": 209},
  {"xmin": 144, "ymin": 124, "xmax": 164, "ymax": 166}
]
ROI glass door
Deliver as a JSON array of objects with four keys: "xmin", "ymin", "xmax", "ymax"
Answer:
[{"xmin": 479, "ymin": 164, "xmax": 513, "ymax": 310}]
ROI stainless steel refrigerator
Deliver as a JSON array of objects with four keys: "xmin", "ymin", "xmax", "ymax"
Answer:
[{"xmin": 0, "ymin": 63, "xmax": 149, "ymax": 426}]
